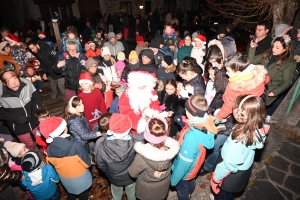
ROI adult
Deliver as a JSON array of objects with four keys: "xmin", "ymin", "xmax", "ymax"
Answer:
[
  {"xmin": 54, "ymin": 39, "xmax": 87, "ymax": 100},
  {"xmin": 177, "ymin": 33, "xmax": 193, "ymax": 65},
  {"xmin": 93, "ymin": 31, "xmax": 105, "ymax": 49},
  {"xmin": 138, "ymin": 49, "xmax": 157, "ymax": 74},
  {"xmin": 0, "ymin": 147, "xmax": 23, "ymax": 200},
  {"xmin": 115, "ymin": 30, "xmax": 129, "ymax": 58},
  {"xmin": 292, "ymin": 29, "xmax": 300, "ymax": 56},
  {"xmin": 148, "ymin": 38, "xmax": 166, "ymax": 67},
  {"xmin": 119, "ymin": 71, "xmax": 161, "ymax": 133},
  {"xmin": 246, "ymin": 21, "xmax": 272, "ymax": 56},
  {"xmin": 27, "ymin": 40, "xmax": 65, "ymax": 102},
  {"xmin": 0, "ymin": 70, "xmax": 41, "ymax": 150},
  {"xmin": 166, "ymin": 11, "xmax": 172, "ymax": 23},
  {"xmin": 83, "ymin": 21, "xmax": 92, "ymax": 42},
  {"xmin": 248, "ymin": 36, "xmax": 296, "ymax": 115},
  {"xmin": 103, "ymin": 32, "xmax": 124, "ymax": 58},
  {"xmin": 0, "ymin": 27, "xmax": 18, "ymax": 43}
]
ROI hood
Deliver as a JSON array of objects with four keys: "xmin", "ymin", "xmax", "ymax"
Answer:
[
  {"xmin": 134, "ymin": 137, "xmax": 179, "ymax": 171},
  {"xmin": 47, "ymin": 137, "xmax": 73, "ymax": 158},
  {"xmin": 165, "ymin": 63, "xmax": 176, "ymax": 73},
  {"xmin": 251, "ymin": 124, "xmax": 270, "ymax": 149},
  {"xmin": 190, "ymin": 126, "xmax": 215, "ymax": 149},
  {"xmin": 23, "ymin": 168, "xmax": 43, "ymax": 187},
  {"xmin": 229, "ymin": 64, "xmax": 268, "ymax": 92},
  {"xmin": 103, "ymin": 135, "xmax": 135, "ymax": 162}
]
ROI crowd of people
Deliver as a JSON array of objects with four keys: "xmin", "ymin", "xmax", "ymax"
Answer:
[{"xmin": 0, "ymin": 15, "xmax": 299, "ymax": 200}]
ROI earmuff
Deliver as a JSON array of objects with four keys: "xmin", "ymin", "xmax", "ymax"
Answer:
[
  {"xmin": 68, "ymin": 96, "xmax": 78, "ymax": 114},
  {"xmin": 233, "ymin": 95, "xmax": 256, "ymax": 123}
]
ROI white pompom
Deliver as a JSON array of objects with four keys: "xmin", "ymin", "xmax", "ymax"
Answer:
[
  {"xmin": 151, "ymin": 95, "xmax": 158, "ymax": 101},
  {"xmin": 46, "ymin": 137, "xmax": 53, "ymax": 143}
]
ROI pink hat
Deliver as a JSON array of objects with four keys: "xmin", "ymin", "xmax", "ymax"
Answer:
[
  {"xmin": 107, "ymin": 114, "xmax": 132, "ymax": 137},
  {"xmin": 115, "ymin": 61, "xmax": 126, "ymax": 71},
  {"xmin": 144, "ymin": 118, "xmax": 168, "ymax": 144},
  {"xmin": 39, "ymin": 116, "xmax": 67, "ymax": 143}
]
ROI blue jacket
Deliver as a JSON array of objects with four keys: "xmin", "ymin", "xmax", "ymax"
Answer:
[
  {"xmin": 171, "ymin": 126, "xmax": 214, "ymax": 186},
  {"xmin": 214, "ymin": 125, "xmax": 269, "ymax": 181},
  {"xmin": 21, "ymin": 164, "xmax": 59, "ymax": 200},
  {"xmin": 109, "ymin": 97, "xmax": 120, "ymax": 113}
]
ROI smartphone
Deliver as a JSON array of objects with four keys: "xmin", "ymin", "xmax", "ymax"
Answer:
[{"xmin": 250, "ymin": 35, "xmax": 256, "ymax": 43}]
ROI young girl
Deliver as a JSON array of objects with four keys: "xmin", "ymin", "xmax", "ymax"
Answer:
[
  {"xmin": 204, "ymin": 62, "xmax": 217, "ymax": 107},
  {"xmin": 160, "ymin": 79, "xmax": 179, "ymax": 137},
  {"xmin": 128, "ymin": 118, "xmax": 180, "ymax": 200},
  {"xmin": 24, "ymin": 65, "xmax": 42, "ymax": 93},
  {"xmin": 85, "ymin": 42, "xmax": 101, "ymax": 59},
  {"xmin": 211, "ymin": 95, "xmax": 269, "ymax": 200},
  {"xmin": 63, "ymin": 96, "xmax": 102, "ymax": 151},
  {"xmin": 60, "ymin": 26, "xmax": 83, "ymax": 53},
  {"xmin": 190, "ymin": 34, "xmax": 206, "ymax": 74},
  {"xmin": 163, "ymin": 22, "xmax": 178, "ymax": 59}
]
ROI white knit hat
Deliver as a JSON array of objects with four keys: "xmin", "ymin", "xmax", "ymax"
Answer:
[{"xmin": 101, "ymin": 46, "xmax": 111, "ymax": 56}]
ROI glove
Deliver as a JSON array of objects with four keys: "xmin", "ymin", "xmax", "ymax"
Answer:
[
  {"xmin": 214, "ymin": 117, "xmax": 221, "ymax": 126},
  {"xmin": 210, "ymin": 173, "xmax": 222, "ymax": 194},
  {"xmin": 179, "ymin": 89, "xmax": 189, "ymax": 98},
  {"xmin": 143, "ymin": 107, "xmax": 154, "ymax": 117},
  {"xmin": 185, "ymin": 85, "xmax": 194, "ymax": 95}
]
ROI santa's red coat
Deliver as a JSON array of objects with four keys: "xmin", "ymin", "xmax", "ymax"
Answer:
[{"xmin": 119, "ymin": 89, "xmax": 160, "ymax": 133}]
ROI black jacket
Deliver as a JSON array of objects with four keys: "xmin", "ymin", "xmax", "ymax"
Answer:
[
  {"xmin": 36, "ymin": 42, "xmax": 62, "ymax": 80},
  {"xmin": 246, "ymin": 35, "xmax": 272, "ymax": 56},
  {"xmin": 160, "ymin": 91, "xmax": 178, "ymax": 116},
  {"xmin": 121, "ymin": 62, "xmax": 140, "ymax": 82},
  {"xmin": 139, "ymin": 48, "xmax": 165, "ymax": 68},
  {"xmin": 117, "ymin": 39, "xmax": 129, "ymax": 58},
  {"xmin": 0, "ymin": 79, "xmax": 41, "ymax": 135},
  {"xmin": 95, "ymin": 133, "xmax": 144, "ymax": 187}
]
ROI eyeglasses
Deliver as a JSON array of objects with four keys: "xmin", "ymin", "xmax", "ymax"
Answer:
[{"xmin": 67, "ymin": 49, "xmax": 77, "ymax": 52}]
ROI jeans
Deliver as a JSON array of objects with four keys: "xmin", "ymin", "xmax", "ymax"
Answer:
[
  {"xmin": 203, "ymin": 134, "xmax": 229, "ymax": 172},
  {"xmin": 48, "ymin": 77, "xmax": 65, "ymax": 100},
  {"xmin": 214, "ymin": 189, "xmax": 235, "ymax": 200},
  {"xmin": 111, "ymin": 183, "xmax": 136, "ymax": 200},
  {"xmin": 176, "ymin": 179, "xmax": 196, "ymax": 200},
  {"xmin": 17, "ymin": 126, "xmax": 38, "ymax": 151}
]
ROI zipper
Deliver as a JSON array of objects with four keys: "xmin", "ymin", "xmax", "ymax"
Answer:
[{"xmin": 19, "ymin": 98, "xmax": 32, "ymax": 131}]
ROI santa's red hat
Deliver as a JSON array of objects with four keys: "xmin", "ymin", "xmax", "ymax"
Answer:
[
  {"xmin": 32, "ymin": 60, "xmax": 40, "ymax": 69},
  {"xmin": 88, "ymin": 42, "xmax": 96, "ymax": 47},
  {"xmin": 39, "ymin": 116, "xmax": 67, "ymax": 143},
  {"xmin": 107, "ymin": 114, "xmax": 132, "ymax": 137},
  {"xmin": 194, "ymin": 34, "xmax": 206, "ymax": 44},
  {"xmin": 127, "ymin": 71, "xmax": 157, "ymax": 88},
  {"xmin": 79, "ymin": 72, "xmax": 93, "ymax": 85},
  {"xmin": 38, "ymin": 32, "xmax": 46, "ymax": 38},
  {"xmin": 5, "ymin": 34, "xmax": 20, "ymax": 46}
]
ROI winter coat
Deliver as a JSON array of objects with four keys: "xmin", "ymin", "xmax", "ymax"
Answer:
[
  {"xmin": 163, "ymin": 28, "xmax": 178, "ymax": 46},
  {"xmin": 0, "ymin": 79, "xmax": 41, "ymax": 135},
  {"xmin": 54, "ymin": 52, "xmax": 87, "ymax": 91},
  {"xmin": 191, "ymin": 46, "xmax": 205, "ymax": 68},
  {"xmin": 156, "ymin": 64, "xmax": 176, "ymax": 87},
  {"xmin": 171, "ymin": 125, "xmax": 215, "ymax": 186},
  {"xmin": 118, "ymin": 39, "xmax": 129, "ymax": 58},
  {"xmin": 35, "ymin": 42, "xmax": 62, "ymax": 80},
  {"xmin": 121, "ymin": 61, "xmax": 140, "ymax": 82},
  {"xmin": 248, "ymin": 47, "xmax": 296, "ymax": 105},
  {"xmin": 85, "ymin": 48, "xmax": 101, "ymax": 59},
  {"xmin": 216, "ymin": 64, "xmax": 270, "ymax": 120},
  {"xmin": 103, "ymin": 41, "xmax": 124, "ymax": 57},
  {"xmin": 177, "ymin": 44, "xmax": 193, "ymax": 65},
  {"xmin": 10, "ymin": 46, "xmax": 27, "ymax": 66},
  {"xmin": 140, "ymin": 48, "xmax": 165, "ymax": 68},
  {"xmin": 67, "ymin": 115, "xmax": 99, "ymax": 145},
  {"xmin": 246, "ymin": 35, "xmax": 272, "ymax": 56},
  {"xmin": 95, "ymin": 133, "xmax": 144, "ymax": 187},
  {"xmin": 138, "ymin": 60, "xmax": 158, "ymax": 74},
  {"xmin": 135, "ymin": 42, "xmax": 148, "ymax": 56},
  {"xmin": 183, "ymin": 74, "xmax": 205, "ymax": 96},
  {"xmin": 47, "ymin": 136, "xmax": 92, "ymax": 195},
  {"xmin": 160, "ymin": 92, "xmax": 178, "ymax": 115},
  {"xmin": 128, "ymin": 137, "xmax": 180, "ymax": 200},
  {"xmin": 98, "ymin": 60, "xmax": 118, "ymax": 83},
  {"xmin": 21, "ymin": 164, "xmax": 59, "ymax": 200},
  {"xmin": 59, "ymin": 37, "xmax": 83, "ymax": 53},
  {"xmin": 0, "ymin": 164, "xmax": 22, "ymax": 192}
]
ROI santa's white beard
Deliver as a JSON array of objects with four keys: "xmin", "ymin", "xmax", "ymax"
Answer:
[{"xmin": 127, "ymin": 87, "xmax": 153, "ymax": 115}]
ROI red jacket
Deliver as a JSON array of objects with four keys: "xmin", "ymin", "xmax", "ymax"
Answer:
[
  {"xmin": 85, "ymin": 48, "xmax": 101, "ymax": 59},
  {"xmin": 217, "ymin": 65, "xmax": 270, "ymax": 120}
]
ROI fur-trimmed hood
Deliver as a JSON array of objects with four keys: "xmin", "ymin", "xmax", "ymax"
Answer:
[
  {"xmin": 134, "ymin": 137, "xmax": 179, "ymax": 170},
  {"xmin": 229, "ymin": 64, "xmax": 268, "ymax": 92}
]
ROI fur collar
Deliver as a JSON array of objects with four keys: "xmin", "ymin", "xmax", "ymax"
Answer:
[
  {"xmin": 229, "ymin": 65, "xmax": 267, "ymax": 91},
  {"xmin": 134, "ymin": 137, "xmax": 179, "ymax": 161},
  {"xmin": 165, "ymin": 64, "xmax": 176, "ymax": 73}
]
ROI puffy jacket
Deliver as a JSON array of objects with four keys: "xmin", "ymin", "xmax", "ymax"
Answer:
[
  {"xmin": 54, "ymin": 52, "xmax": 87, "ymax": 91},
  {"xmin": 248, "ymin": 47, "xmax": 296, "ymax": 105},
  {"xmin": 95, "ymin": 133, "xmax": 144, "ymax": 187},
  {"xmin": 67, "ymin": 115, "xmax": 99, "ymax": 145},
  {"xmin": 47, "ymin": 136, "xmax": 92, "ymax": 195},
  {"xmin": 121, "ymin": 61, "xmax": 140, "ymax": 82},
  {"xmin": 128, "ymin": 137, "xmax": 179, "ymax": 200},
  {"xmin": 0, "ymin": 164, "xmax": 22, "ymax": 192},
  {"xmin": 0, "ymin": 79, "xmax": 41, "ymax": 135},
  {"xmin": 85, "ymin": 48, "xmax": 101, "ymax": 59},
  {"xmin": 103, "ymin": 41, "xmax": 124, "ymax": 57}
]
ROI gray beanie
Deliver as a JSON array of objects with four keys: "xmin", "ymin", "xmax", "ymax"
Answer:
[
  {"xmin": 108, "ymin": 32, "xmax": 116, "ymax": 40},
  {"xmin": 192, "ymin": 32, "xmax": 198, "ymax": 38},
  {"xmin": 85, "ymin": 58, "xmax": 98, "ymax": 69},
  {"xmin": 274, "ymin": 24, "xmax": 289, "ymax": 37}
]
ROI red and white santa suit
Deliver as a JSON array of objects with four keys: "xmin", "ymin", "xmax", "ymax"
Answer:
[{"xmin": 119, "ymin": 71, "xmax": 161, "ymax": 133}]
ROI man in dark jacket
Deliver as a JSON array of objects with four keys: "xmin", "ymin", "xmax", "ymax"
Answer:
[
  {"xmin": 148, "ymin": 38, "xmax": 166, "ymax": 67},
  {"xmin": 115, "ymin": 30, "xmax": 130, "ymax": 58},
  {"xmin": 54, "ymin": 39, "xmax": 87, "ymax": 100},
  {"xmin": 0, "ymin": 70, "xmax": 41, "ymax": 150},
  {"xmin": 28, "ymin": 40, "xmax": 65, "ymax": 102}
]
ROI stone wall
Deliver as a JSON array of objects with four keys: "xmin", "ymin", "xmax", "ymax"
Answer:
[{"xmin": 104, "ymin": 0, "xmax": 119, "ymax": 14}]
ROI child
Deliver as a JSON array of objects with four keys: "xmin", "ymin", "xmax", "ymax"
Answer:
[
  {"xmin": 204, "ymin": 62, "xmax": 217, "ymax": 107},
  {"xmin": 39, "ymin": 116, "xmax": 92, "ymax": 200},
  {"xmin": 98, "ymin": 47, "xmax": 118, "ymax": 84},
  {"xmin": 95, "ymin": 113, "xmax": 144, "ymax": 200},
  {"xmin": 98, "ymin": 112, "xmax": 113, "ymax": 133},
  {"xmin": 159, "ymin": 79, "xmax": 179, "ymax": 137},
  {"xmin": 85, "ymin": 42, "xmax": 101, "ymax": 59},
  {"xmin": 21, "ymin": 151, "xmax": 60, "ymax": 200},
  {"xmin": 115, "ymin": 60, "xmax": 126, "ymax": 83},
  {"xmin": 35, "ymin": 107, "xmax": 50, "ymax": 160},
  {"xmin": 60, "ymin": 26, "xmax": 83, "ymax": 53},
  {"xmin": 38, "ymin": 32, "xmax": 56, "ymax": 50},
  {"xmin": 84, "ymin": 57, "xmax": 106, "ymax": 93},
  {"xmin": 157, "ymin": 55, "xmax": 176, "ymax": 88},
  {"xmin": 121, "ymin": 50, "xmax": 140, "ymax": 83},
  {"xmin": 128, "ymin": 118, "xmax": 180, "ymax": 200},
  {"xmin": 211, "ymin": 95, "xmax": 269, "ymax": 199},
  {"xmin": 163, "ymin": 22, "xmax": 178, "ymax": 59},
  {"xmin": 63, "ymin": 96, "xmax": 102, "ymax": 151},
  {"xmin": 191, "ymin": 34, "xmax": 206, "ymax": 74},
  {"xmin": 4, "ymin": 141, "xmax": 28, "ymax": 170},
  {"xmin": 109, "ymin": 85, "xmax": 126, "ymax": 113},
  {"xmin": 170, "ymin": 94, "xmax": 217, "ymax": 199},
  {"xmin": 117, "ymin": 52, "xmax": 126, "ymax": 63},
  {"xmin": 24, "ymin": 65, "xmax": 42, "ymax": 93}
]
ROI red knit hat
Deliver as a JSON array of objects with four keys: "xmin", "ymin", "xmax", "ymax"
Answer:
[
  {"xmin": 178, "ymin": 39, "xmax": 185, "ymax": 48},
  {"xmin": 107, "ymin": 114, "xmax": 132, "ymax": 137},
  {"xmin": 39, "ymin": 116, "xmax": 67, "ymax": 143},
  {"xmin": 79, "ymin": 72, "xmax": 93, "ymax": 85},
  {"xmin": 194, "ymin": 34, "xmax": 206, "ymax": 44},
  {"xmin": 136, "ymin": 35, "xmax": 144, "ymax": 44},
  {"xmin": 38, "ymin": 32, "xmax": 46, "ymax": 38}
]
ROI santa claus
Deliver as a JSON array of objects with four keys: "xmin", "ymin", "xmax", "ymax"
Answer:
[{"xmin": 119, "ymin": 71, "xmax": 162, "ymax": 133}]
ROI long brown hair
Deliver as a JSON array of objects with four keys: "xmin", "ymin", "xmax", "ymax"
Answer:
[
  {"xmin": 261, "ymin": 36, "xmax": 293, "ymax": 68},
  {"xmin": 148, "ymin": 118, "xmax": 170, "ymax": 150},
  {"xmin": 232, "ymin": 95, "xmax": 266, "ymax": 147},
  {"xmin": 62, "ymin": 96, "xmax": 82, "ymax": 121}
]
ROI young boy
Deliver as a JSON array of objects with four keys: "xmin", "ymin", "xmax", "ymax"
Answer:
[
  {"xmin": 170, "ymin": 94, "xmax": 217, "ymax": 199},
  {"xmin": 95, "ymin": 113, "xmax": 144, "ymax": 200},
  {"xmin": 21, "ymin": 151, "xmax": 60, "ymax": 200},
  {"xmin": 39, "ymin": 116, "xmax": 92, "ymax": 199}
]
